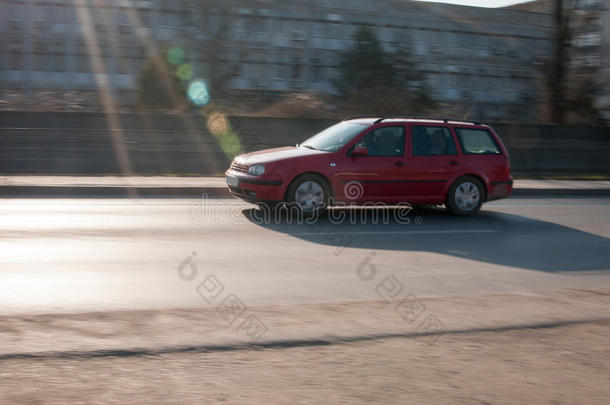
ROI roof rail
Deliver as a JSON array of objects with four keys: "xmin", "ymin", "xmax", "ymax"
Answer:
[{"xmin": 372, "ymin": 116, "xmax": 482, "ymax": 126}]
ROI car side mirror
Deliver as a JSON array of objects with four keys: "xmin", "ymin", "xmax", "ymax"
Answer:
[{"xmin": 352, "ymin": 146, "xmax": 369, "ymax": 157}]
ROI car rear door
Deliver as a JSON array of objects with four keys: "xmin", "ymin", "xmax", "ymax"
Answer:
[{"xmin": 403, "ymin": 124, "xmax": 462, "ymax": 201}]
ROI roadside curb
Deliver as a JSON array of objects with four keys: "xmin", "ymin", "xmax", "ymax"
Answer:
[
  {"xmin": 511, "ymin": 188, "xmax": 610, "ymax": 196},
  {"xmin": 1, "ymin": 185, "xmax": 609, "ymax": 198},
  {"xmin": 0, "ymin": 186, "xmax": 232, "ymax": 198}
]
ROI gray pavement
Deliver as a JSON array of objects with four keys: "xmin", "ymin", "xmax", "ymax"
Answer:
[
  {"xmin": 1, "ymin": 176, "xmax": 609, "ymax": 197},
  {"xmin": 1, "ymin": 196, "xmax": 609, "ymax": 404}
]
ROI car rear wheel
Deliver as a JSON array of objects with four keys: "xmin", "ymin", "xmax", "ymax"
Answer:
[
  {"xmin": 286, "ymin": 174, "xmax": 330, "ymax": 216},
  {"xmin": 446, "ymin": 176, "xmax": 484, "ymax": 216}
]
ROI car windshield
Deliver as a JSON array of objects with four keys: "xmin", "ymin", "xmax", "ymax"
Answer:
[{"xmin": 301, "ymin": 122, "xmax": 366, "ymax": 152}]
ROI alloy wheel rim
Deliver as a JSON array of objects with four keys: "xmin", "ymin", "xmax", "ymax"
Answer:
[
  {"xmin": 455, "ymin": 181, "xmax": 480, "ymax": 211},
  {"xmin": 295, "ymin": 181, "xmax": 324, "ymax": 210}
]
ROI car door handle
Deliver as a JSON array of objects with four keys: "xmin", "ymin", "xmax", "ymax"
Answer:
[
  {"xmin": 394, "ymin": 161, "xmax": 405, "ymax": 167},
  {"xmin": 449, "ymin": 160, "xmax": 459, "ymax": 166}
]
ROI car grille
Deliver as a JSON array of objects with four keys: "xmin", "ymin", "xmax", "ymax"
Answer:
[{"xmin": 230, "ymin": 161, "xmax": 248, "ymax": 173}]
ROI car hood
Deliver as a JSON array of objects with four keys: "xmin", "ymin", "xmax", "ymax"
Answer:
[{"xmin": 234, "ymin": 146, "xmax": 326, "ymax": 165}]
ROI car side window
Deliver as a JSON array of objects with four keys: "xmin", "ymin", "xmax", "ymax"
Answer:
[
  {"xmin": 411, "ymin": 126, "xmax": 457, "ymax": 156},
  {"xmin": 354, "ymin": 126, "xmax": 405, "ymax": 157},
  {"xmin": 455, "ymin": 128, "xmax": 501, "ymax": 155}
]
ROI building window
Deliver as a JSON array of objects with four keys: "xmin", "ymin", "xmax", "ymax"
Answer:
[
  {"xmin": 9, "ymin": 52, "xmax": 23, "ymax": 70},
  {"xmin": 291, "ymin": 57, "xmax": 301, "ymax": 80},
  {"xmin": 9, "ymin": 3, "xmax": 26, "ymax": 20},
  {"xmin": 309, "ymin": 58, "xmax": 322, "ymax": 81},
  {"xmin": 140, "ymin": 10, "xmax": 152, "ymax": 26},
  {"xmin": 131, "ymin": 58, "xmax": 143, "ymax": 75},
  {"xmin": 577, "ymin": 0, "xmax": 601, "ymax": 8},
  {"xmin": 77, "ymin": 55, "xmax": 92, "ymax": 73},
  {"xmin": 50, "ymin": 54, "xmax": 64, "ymax": 72},
  {"xmin": 274, "ymin": 64, "xmax": 289, "ymax": 80},
  {"xmin": 572, "ymin": 33, "xmax": 601, "ymax": 47}
]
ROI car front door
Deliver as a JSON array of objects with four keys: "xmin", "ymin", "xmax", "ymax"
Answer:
[{"xmin": 334, "ymin": 125, "xmax": 408, "ymax": 204}]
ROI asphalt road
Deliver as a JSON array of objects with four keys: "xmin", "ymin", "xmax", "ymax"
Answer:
[{"xmin": 1, "ymin": 197, "xmax": 609, "ymax": 315}]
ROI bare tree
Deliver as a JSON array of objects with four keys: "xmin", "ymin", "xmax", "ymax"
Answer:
[
  {"xmin": 334, "ymin": 26, "xmax": 436, "ymax": 116},
  {"xmin": 548, "ymin": 0, "xmax": 570, "ymax": 124},
  {"xmin": 136, "ymin": 2, "xmax": 246, "ymax": 110},
  {"xmin": 192, "ymin": 1, "xmax": 245, "ymax": 99}
]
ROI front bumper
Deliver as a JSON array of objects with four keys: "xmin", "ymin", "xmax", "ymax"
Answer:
[{"xmin": 225, "ymin": 170, "xmax": 284, "ymax": 202}]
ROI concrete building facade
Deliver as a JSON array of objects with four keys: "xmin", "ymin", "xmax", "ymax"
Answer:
[
  {"xmin": 0, "ymin": 0, "xmax": 555, "ymax": 121},
  {"xmin": 570, "ymin": 0, "xmax": 610, "ymax": 120},
  {"xmin": 508, "ymin": 0, "xmax": 610, "ymax": 120}
]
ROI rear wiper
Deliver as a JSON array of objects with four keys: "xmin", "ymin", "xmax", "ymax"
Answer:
[{"xmin": 301, "ymin": 144, "xmax": 317, "ymax": 150}]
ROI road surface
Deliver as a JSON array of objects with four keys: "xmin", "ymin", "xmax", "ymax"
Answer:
[
  {"xmin": 2, "ymin": 196, "xmax": 610, "ymax": 404},
  {"xmin": 1, "ymin": 196, "xmax": 608, "ymax": 315}
]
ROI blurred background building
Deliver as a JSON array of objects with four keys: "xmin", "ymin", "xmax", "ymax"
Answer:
[{"xmin": 2, "ymin": 0, "xmax": 605, "ymax": 123}]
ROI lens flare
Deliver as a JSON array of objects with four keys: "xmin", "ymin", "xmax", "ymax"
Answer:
[
  {"xmin": 207, "ymin": 112, "xmax": 228, "ymax": 136},
  {"xmin": 187, "ymin": 80, "xmax": 210, "ymax": 106},
  {"xmin": 205, "ymin": 111, "xmax": 242, "ymax": 159},
  {"xmin": 176, "ymin": 63, "xmax": 193, "ymax": 80},
  {"xmin": 167, "ymin": 46, "xmax": 185, "ymax": 66}
]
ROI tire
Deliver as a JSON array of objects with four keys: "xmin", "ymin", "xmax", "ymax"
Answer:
[
  {"xmin": 286, "ymin": 174, "xmax": 330, "ymax": 216},
  {"xmin": 445, "ymin": 176, "xmax": 484, "ymax": 216}
]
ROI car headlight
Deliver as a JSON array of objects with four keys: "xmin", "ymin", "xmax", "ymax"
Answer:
[{"xmin": 248, "ymin": 164, "xmax": 265, "ymax": 176}]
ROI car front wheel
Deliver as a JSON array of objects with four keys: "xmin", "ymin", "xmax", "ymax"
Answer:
[
  {"xmin": 446, "ymin": 176, "xmax": 484, "ymax": 216},
  {"xmin": 286, "ymin": 174, "xmax": 330, "ymax": 216}
]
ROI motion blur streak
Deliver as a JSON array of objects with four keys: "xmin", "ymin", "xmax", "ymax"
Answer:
[{"xmin": 122, "ymin": 0, "xmax": 223, "ymax": 174}]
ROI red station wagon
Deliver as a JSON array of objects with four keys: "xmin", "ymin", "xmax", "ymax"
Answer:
[{"xmin": 225, "ymin": 117, "xmax": 513, "ymax": 215}]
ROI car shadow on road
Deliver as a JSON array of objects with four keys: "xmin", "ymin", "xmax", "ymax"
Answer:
[{"xmin": 242, "ymin": 206, "xmax": 610, "ymax": 273}]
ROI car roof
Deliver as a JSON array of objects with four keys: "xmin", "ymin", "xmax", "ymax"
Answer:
[{"xmin": 345, "ymin": 116, "xmax": 486, "ymax": 126}]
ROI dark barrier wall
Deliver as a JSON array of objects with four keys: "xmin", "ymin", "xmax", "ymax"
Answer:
[{"xmin": 0, "ymin": 112, "xmax": 608, "ymax": 176}]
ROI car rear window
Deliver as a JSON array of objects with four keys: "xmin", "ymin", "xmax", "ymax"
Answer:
[{"xmin": 454, "ymin": 128, "xmax": 501, "ymax": 155}]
